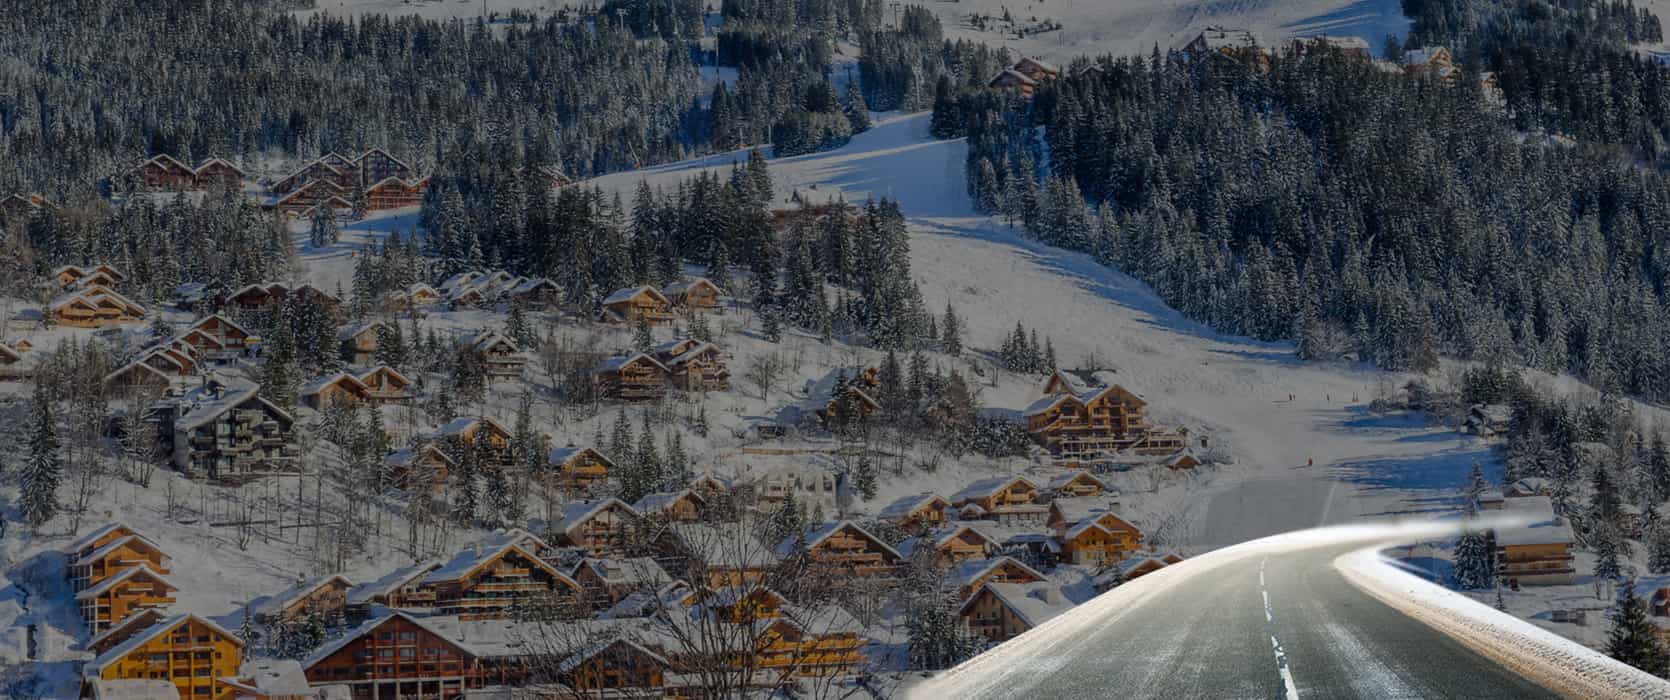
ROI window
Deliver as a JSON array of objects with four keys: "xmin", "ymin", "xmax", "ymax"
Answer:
[
  {"xmin": 399, "ymin": 631, "xmax": 416, "ymax": 642},
  {"xmin": 378, "ymin": 649, "xmax": 394, "ymax": 658}
]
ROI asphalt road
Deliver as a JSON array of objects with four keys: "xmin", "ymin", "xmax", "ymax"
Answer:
[{"xmin": 924, "ymin": 539, "xmax": 1559, "ymax": 700}]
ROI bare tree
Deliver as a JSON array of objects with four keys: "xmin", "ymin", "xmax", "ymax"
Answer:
[{"xmin": 744, "ymin": 353, "xmax": 786, "ymax": 402}]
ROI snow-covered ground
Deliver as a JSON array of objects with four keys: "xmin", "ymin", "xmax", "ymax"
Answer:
[{"xmin": 294, "ymin": 0, "xmax": 573, "ymax": 21}]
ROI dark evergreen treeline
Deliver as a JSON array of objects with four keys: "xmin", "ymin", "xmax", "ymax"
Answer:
[
  {"xmin": 942, "ymin": 40, "xmax": 1670, "ymax": 399},
  {"xmin": 0, "ymin": 0, "xmax": 702, "ymax": 200}
]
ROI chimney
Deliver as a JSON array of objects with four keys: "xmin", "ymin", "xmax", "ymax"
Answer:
[{"xmin": 1033, "ymin": 586, "xmax": 1064, "ymax": 605}]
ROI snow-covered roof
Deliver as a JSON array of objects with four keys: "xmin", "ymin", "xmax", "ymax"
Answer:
[
  {"xmin": 555, "ymin": 499, "xmax": 639, "ymax": 537},
  {"xmin": 219, "ymin": 659, "xmax": 310, "ymax": 697},
  {"xmin": 173, "ymin": 381, "xmax": 290, "ymax": 432},
  {"xmin": 66, "ymin": 522, "xmax": 140, "ymax": 554},
  {"xmin": 952, "ymin": 475, "xmax": 1038, "ymax": 504},
  {"xmin": 989, "ymin": 68, "xmax": 1038, "ymax": 87},
  {"xmin": 87, "ymin": 678, "xmax": 179, "ymax": 700},
  {"xmin": 593, "ymin": 353, "xmax": 670, "ymax": 374},
  {"xmin": 661, "ymin": 277, "xmax": 724, "ymax": 298},
  {"xmin": 248, "ymin": 574, "xmax": 354, "ymax": 619},
  {"xmin": 600, "ymin": 580, "xmax": 694, "ymax": 620},
  {"xmin": 1191, "ymin": 26, "xmax": 1260, "ymax": 51},
  {"xmin": 336, "ymin": 320, "xmax": 385, "ymax": 342},
  {"xmin": 1048, "ymin": 470, "xmax": 1110, "ymax": 492},
  {"xmin": 423, "ymin": 540, "xmax": 564, "ymax": 586},
  {"xmin": 633, "ymin": 489, "xmax": 703, "ymax": 515},
  {"xmin": 878, "ymin": 492, "xmax": 950, "ymax": 520},
  {"xmin": 75, "ymin": 563, "xmax": 176, "ymax": 601},
  {"xmin": 299, "ymin": 371, "xmax": 369, "ymax": 397},
  {"xmin": 960, "ymin": 581, "xmax": 1091, "ymax": 629},
  {"xmin": 87, "ymin": 613, "xmax": 244, "ymax": 676},
  {"xmin": 438, "ymin": 271, "xmax": 482, "ymax": 293},
  {"xmin": 575, "ymin": 557, "xmax": 671, "ymax": 589},
  {"xmin": 469, "ymin": 329, "xmax": 521, "ymax": 354},
  {"xmin": 1404, "ymin": 46, "xmax": 1448, "ymax": 66},
  {"xmin": 670, "ymin": 523, "xmax": 778, "ymax": 568},
  {"xmin": 1013, "ymin": 56, "xmax": 1059, "ymax": 75},
  {"xmin": 347, "ymin": 560, "xmax": 442, "ymax": 605},
  {"xmin": 554, "ymin": 637, "xmax": 671, "ymax": 676},
  {"xmin": 76, "ymin": 534, "xmax": 168, "ymax": 567},
  {"xmin": 436, "ymin": 415, "xmax": 510, "ymax": 439},
  {"xmin": 950, "ymin": 555, "xmax": 1046, "ymax": 589},
  {"xmin": 776, "ymin": 520, "xmax": 900, "ymax": 560},
  {"xmin": 602, "ymin": 285, "xmax": 668, "ymax": 306},
  {"xmin": 306, "ymin": 612, "xmax": 646, "ymax": 667},
  {"xmin": 193, "ymin": 157, "xmax": 245, "ymax": 176},
  {"xmin": 548, "ymin": 445, "xmax": 614, "ymax": 468}
]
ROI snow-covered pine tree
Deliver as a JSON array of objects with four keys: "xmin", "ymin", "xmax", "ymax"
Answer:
[
  {"xmin": 942, "ymin": 303, "xmax": 962, "ymax": 357},
  {"xmin": 1606, "ymin": 582, "xmax": 1670, "ymax": 677},
  {"xmin": 20, "ymin": 382, "xmax": 62, "ymax": 529}
]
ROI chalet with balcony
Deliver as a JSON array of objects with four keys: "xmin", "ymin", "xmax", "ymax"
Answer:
[
  {"xmin": 191, "ymin": 158, "xmax": 245, "ymax": 189},
  {"xmin": 594, "ymin": 353, "xmax": 671, "ymax": 401},
  {"xmin": 663, "ymin": 522, "xmax": 779, "ymax": 588},
  {"xmin": 355, "ymin": 148, "xmax": 415, "ymax": 182},
  {"xmin": 81, "ymin": 613, "xmax": 245, "ymax": 700},
  {"xmin": 67, "ymin": 524, "xmax": 171, "ymax": 593},
  {"xmin": 338, "ymin": 322, "xmax": 385, "ymax": 365},
  {"xmin": 185, "ymin": 314, "xmax": 254, "ymax": 360},
  {"xmin": 748, "ymin": 602, "xmax": 867, "ymax": 678},
  {"xmin": 1097, "ymin": 552, "xmax": 1185, "ymax": 590},
  {"xmin": 386, "ymin": 282, "xmax": 441, "ymax": 310},
  {"xmin": 1048, "ymin": 498, "xmax": 1144, "ymax": 566},
  {"xmin": 1403, "ymin": 45, "xmax": 1458, "ymax": 83},
  {"xmin": 899, "ymin": 523, "xmax": 998, "ymax": 567},
  {"xmin": 1047, "ymin": 470, "xmax": 1112, "ymax": 499},
  {"xmin": 385, "ymin": 443, "xmax": 453, "ymax": 494},
  {"xmin": 128, "ymin": 155, "xmax": 198, "ymax": 190},
  {"xmin": 952, "ymin": 556, "xmax": 1047, "ymax": 601},
  {"xmin": 777, "ymin": 521, "xmax": 901, "ymax": 578},
  {"xmin": 813, "ymin": 367, "xmax": 882, "ymax": 426},
  {"xmin": 554, "ymin": 499, "xmax": 642, "ymax": 556},
  {"xmin": 0, "ymin": 192, "xmax": 55, "ymax": 220},
  {"xmin": 546, "ymin": 445, "xmax": 613, "ymax": 492},
  {"xmin": 572, "ymin": 558, "xmax": 673, "ymax": 608},
  {"xmin": 48, "ymin": 287, "xmax": 147, "ymax": 328},
  {"xmin": 268, "ymin": 178, "xmax": 350, "ymax": 215},
  {"xmin": 103, "ymin": 357, "xmax": 178, "ymax": 394},
  {"xmin": 661, "ymin": 277, "xmax": 725, "ymax": 313},
  {"xmin": 507, "ymin": 277, "xmax": 562, "ymax": 309},
  {"xmin": 249, "ymin": 574, "xmax": 354, "ymax": 625},
  {"xmin": 952, "ymin": 475, "xmax": 1045, "ymax": 526},
  {"xmin": 467, "ymin": 330, "xmax": 527, "ymax": 382},
  {"xmin": 357, "ymin": 365, "xmax": 416, "ymax": 404},
  {"xmin": 633, "ymin": 489, "xmax": 707, "ymax": 523},
  {"xmin": 651, "ymin": 339, "xmax": 729, "ymax": 392},
  {"xmin": 156, "ymin": 381, "xmax": 300, "ymax": 481},
  {"xmin": 301, "ymin": 612, "xmax": 486, "ymax": 698},
  {"xmin": 300, "ymin": 371, "xmax": 371, "ymax": 409},
  {"xmin": 878, "ymin": 492, "xmax": 952, "ymax": 534},
  {"xmin": 86, "ymin": 608, "xmax": 168, "ymax": 657},
  {"xmin": 76, "ymin": 564, "xmax": 178, "ymax": 635},
  {"xmin": 1182, "ymin": 26, "xmax": 1271, "ymax": 70},
  {"xmin": 752, "ymin": 463, "xmax": 840, "ymax": 519},
  {"xmin": 0, "ymin": 341, "xmax": 26, "ymax": 381},
  {"xmin": 436, "ymin": 415, "xmax": 514, "ymax": 467},
  {"xmin": 1025, "ymin": 380, "xmax": 1184, "ymax": 461},
  {"xmin": 960, "ymin": 581, "xmax": 1091, "ymax": 643},
  {"xmin": 417, "ymin": 536, "xmax": 580, "ymax": 619},
  {"xmin": 364, "ymin": 176, "xmax": 427, "ymax": 210},
  {"xmin": 1495, "ymin": 496, "xmax": 1577, "ymax": 587},
  {"xmin": 600, "ymin": 286, "xmax": 675, "ymax": 325},
  {"xmin": 345, "ymin": 561, "xmax": 442, "ymax": 616}
]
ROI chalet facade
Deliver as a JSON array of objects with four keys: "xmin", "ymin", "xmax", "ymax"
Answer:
[
  {"xmin": 554, "ymin": 499, "xmax": 642, "ymax": 556},
  {"xmin": 467, "ymin": 330, "xmax": 527, "ymax": 381},
  {"xmin": 385, "ymin": 444, "xmax": 454, "ymax": 493},
  {"xmin": 436, "ymin": 416, "xmax": 514, "ymax": 468},
  {"xmin": 593, "ymin": 353, "xmax": 671, "ymax": 401},
  {"xmin": 1047, "ymin": 470, "xmax": 1112, "ymax": 499},
  {"xmin": 600, "ymin": 286, "xmax": 675, "ymax": 325},
  {"xmin": 67, "ymin": 524, "xmax": 171, "ymax": 593},
  {"xmin": 301, "ymin": 613, "xmax": 493, "ymax": 699},
  {"xmin": 358, "ymin": 365, "xmax": 416, "ymax": 404},
  {"xmin": 632, "ymin": 489, "xmax": 707, "ymax": 522},
  {"xmin": 952, "ymin": 556, "xmax": 1047, "ymax": 601},
  {"xmin": 1182, "ymin": 27, "xmax": 1271, "ymax": 70},
  {"xmin": 652, "ymin": 339, "xmax": 730, "ymax": 391},
  {"xmin": 338, "ymin": 322, "xmax": 385, "ymax": 365},
  {"xmin": 952, "ymin": 476, "xmax": 1045, "ymax": 526},
  {"xmin": 82, "ymin": 613, "xmax": 245, "ymax": 700},
  {"xmin": 128, "ymin": 155, "xmax": 198, "ymax": 190},
  {"xmin": 900, "ymin": 523, "xmax": 998, "ymax": 567},
  {"xmin": 778, "ymin": 521, "xmax": 901, "ymax": 578},
  {"xmin": 1048, "ymin": 498, "xmax": 1145, "ymax": 566},
  {"xmin": 417, "ymin": 538, "xmax": 580, "ymax": 618},
  {"xmin": 1024, "ymin": 380, "xmax": 1185, "ymax": 461},
  {"xmin": 154, "ymin": 381, "xmax": 300, "ymax": 481},
  {"xmin": 184, "ymin": 314, "xmax": 254, "ymax": 361},
  {"xmin": 76, "ymin": 565, "xmax": 178, "ymax": 635},
  {"xmin": 0, "ymin": 192, "xmax": 55, "ymax": 220},
  {"xmin": 346, "ymin": 561, "xmax": 442, "ymax": 615},
  {"xmin": 987, "ymin": 56, "xmax": 1059, "ymax": 97},
  {"xmin": 1403, "ymin": 46, "xmax": 1458, "ymax": 83},
  {"xmin": 878, "ymin": 492, "xmax": 952, "ymax": 534},
  {"xmin": 546, "ymin": 445, "xmax": 613, "ymax": 492},
  {"xmin": 661, "ymin": 277, "xmax": 725, "ymax": 313},
  {"xmin": 572, "ymin": 557, "xmax": 673, "ymax": 608},
  {"xmin": 1495, "ymin": 496, "xmax": 1576, "ymax": 587},
  {"xmin": 48, "ymin": 286, "xmax": 147, "ymax": 328},
  {"xmin": 960, "ymin": 581, "xmax": 1090, "ymax": 643},
  {"xmin": 300, "ymin": 372, "xmax": 371, "ymax": 409},
  {"xmin": 250, "ymin": 574, "xmax": 354, "ymax": 625}
]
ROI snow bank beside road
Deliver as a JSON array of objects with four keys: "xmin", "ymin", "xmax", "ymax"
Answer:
[{"xmin": 1337, "ymin": 545, "xmax": 1670, "ymax": 700}]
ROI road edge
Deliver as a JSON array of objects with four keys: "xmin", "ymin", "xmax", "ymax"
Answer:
[{"xmin": 1335, "ymin": 547, "xmax": 1670, "ymax": 700}]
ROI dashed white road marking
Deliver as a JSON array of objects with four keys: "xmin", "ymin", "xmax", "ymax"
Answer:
[{"xmin": 1260, "ymin": 556, "xmax": 1300, "ymax": 699}]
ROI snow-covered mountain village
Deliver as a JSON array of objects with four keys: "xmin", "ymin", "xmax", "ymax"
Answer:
[{"xmin": 8, "ymin": 0, "xmax": 1670, "ymax": 698}]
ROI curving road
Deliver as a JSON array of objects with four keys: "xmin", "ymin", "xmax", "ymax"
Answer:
[{"xmin": 915, "ymin": 535, "xmax": 1560, "ymax": 700}]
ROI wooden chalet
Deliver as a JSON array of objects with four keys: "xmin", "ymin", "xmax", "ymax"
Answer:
[
  {"xmin": 661, "ymin": 277, "xmax": 725, "ymax": 312},
  {"xmin": 76, "ymin": 564, "xmax": 178, "ymax": 635},
  {"xmin": 54, "ymin": 263, "xmax": 126, "ymax": 291},
  {"xmin": 385, "ymin": 444, "xmax": 454, "ymax": 493},
  {"xmin": 554, "ymin": 499, "xmax": 642, "ymax": 556},
  {"xmin": 1024, "ymin": 381, "xmax": 1184, "ymax": 461},
  {"xmin": 505, "ymin": 277, "xmax": 562, "ymax": 309},
  {"xmin": 1403, "ymin": 46, "xmax": 1457, "ymax": 82},
  {"xmin": 877, "ymin": 492, "xmax": 952, "ymax": 534},
  {"xmin": 364, "ymin": 176, "xmax": 427, "ymax": 211},
  {"xmin": 338, "ymin": 321, "xmax": 386, "ymax": 365},
  {"xmin": 357, "ymin": 365, "xmax": 416, "ymax": 404},
  {"xmin": 48, "ymin": 287, "xmax": 147, "ymax": 328},
  {"xmin": 632, "ymin": 489, "xmax": 707, "ymax": 523},
  {"xmin": 1287, "ymin": 35, "xmax": 1371, "ymax": 60},
  {"xmin": 749, "ymin": 603, "xmax": 867, "ymax": 678},
  {"xmin": 951, "ymin": 475, "xmax": 1045, "ymax": 526},
  {"xmin": 466, "ymin": 330, "xmax": 527, "ymax": 382},
  {"xmin": 663, "ymin": 522, "xmax": 779, "ymax": 588},
  {"xmin": 267, "ymin": 179, "xmax": 349, "ymax": 215},
  {"xmin": 185, "ymin": 313, "xmax": 254, "ymax": 360},
  {"xmin": 952, "ymin": 556, "xmax": 1047, "ymax": 601},
  {"xmin": 67, "ymin": 523, "xmax": 171, "ymax": 593},
  {"xmin": 558, "ymin": 638, "xmax": 671, "ymax": 694},
  {"xmin": 593, "ymin": 353, "xmax": 671, "ymax": 401},
  {"xmin": 987, "ymin": 68, "xmax": 1040, "ymax": 97},
  {"xmin": 651, "ymin": 338, "xmax": 729, "ymax": 392},
  {"xmin": 546, "ymin": 445, "xmax": 614, "ymax": 491},
  {"xmin": 156, "ymin": 381, "xmax": 300, "ymax": 481},
  {"xmin": 690, "ymin": 473, "xmax": 733, "ymax": 502},
  {"xmin": 191, "ymin": 158, "xmax": 245, "ymax": 189},
  {"xmin": 1165, "ymin": 451, "xmax": 1202, "ymax": 471},
  {"xmin": 128, "ymin": 155, "xmax": 198, "ymax": 190},
  {"xmin": 1047, "ymin": 470, "xmax": 1112, "ymax": 498},
  {"xmin": 436, "ymin": 416, "xmax": 514, "ymax": 467},
  {"xmin": 900, "ymin": 523, "xmax": 998, "ymax": 566},
  {"xmin": 271, "ymin": 159, "xmax": 349, "ymax": 195},
  {"xmin": 386, "ymin": 282, "xmax": 441, "ymax": 310},
  {"xmin": 249, "ymin": 574, "xmax": 354, "ymax": 625},
  {"xmin": 345, "ymin": 561, "xmax": 442, "ymax": 615},
  {"xmin": 355, "ymin": 148, "xmax": 416, "ymax": 183},
  {"xmin": 301, "ymin": 612, "xmax": 491, "ymax": 698},
  {"xmin": 1011, "ymin": 56, "xmax": 1060, "ymax": 82},
  {"xmin": 1182, "ymin": 26, "xmax": 1271, "ymax": 70},
  {"xmin": 1048, "ymin": 498, "xmax": 1144, "ymax": 566},
  {"xmin": 960, "ymin": 581, "xmax": 1090, "ymax": 643},
  {"xmin": 814, "ymin": 367, "xmax": 882, "ymax": 425},
  {"xmin": 1495, "ymin": 496, "xmax": 1577, "ymax": 587},
  {"xmin": 777, "ymin": 521, "xmax": 901, "ymax": 578},
  {"xmin": 103, "ymin": 358, "xmax": 177, "ymax": 394},
  {"xmin": 82, "ymin": 613, "xmax": 245, "ymax": 700},
  {"xmin": 227, "ymin": 282, "xmax": 340, "ymax": 314},
  {"xmin": 572, "ymin": 557, "xmax": 673, "ymax": 607},
  {"xmin": 300, "ymin": 371, "xmax": 371, "ymax": 409},
  {"xmin": 0, "ymin": 192, "xmax": 55, "ymax": 220},
  {"xmin": 85, "ymin": 608, "xmax": 168, "ymax": 658},
  {"xmin": 1103, "ymin": 552, "xmax": 1185, "ymax": 587},
  {"xmin": 214, "ymin": 659, "xmax": 315, "ymax": 700},
  {"xmin": 416, "ymin": 537, "xmax": 580, "ymax": 618},
  {"xmin": 600, "ymin": 286, "xmax": 675, "ymax": 325}
]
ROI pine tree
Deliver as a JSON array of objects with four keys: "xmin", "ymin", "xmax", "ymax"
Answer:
[
  {"xmin": 609, "ymin": 409, "xmax": 633, "ymax": 464},
  {"xmin": 1607, "ymin": 582, "xmax": 1670, "ymax": 677},
  {"xmin": 1651, "ymin": 520, "xmax": 1670, "ymax": 574},
  {"xmin": 1452, "ymin": 524, "xmax": 1496, "ymax": 590},
  {"xmin": 942, "ymin": 303, "xmax": 962, "ymax": 357},
  {"xmin": 20, "ymin": 382, "xmax": 62, "ymax": 529},
  {"xmin": 633, "ymin": 316, "xmax": 655, "ymax": 352},
  {"xmin": 854, "ymin": 455, "xmax": 878, "ymax": 500}
]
